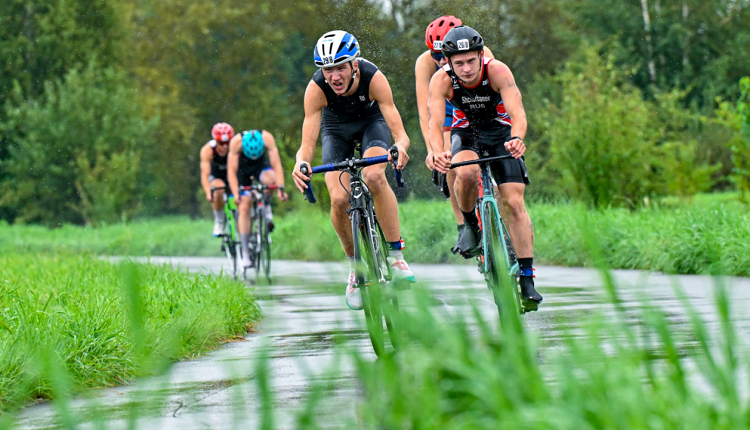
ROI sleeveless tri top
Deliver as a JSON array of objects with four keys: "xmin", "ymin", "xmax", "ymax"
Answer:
[
  {"xmin": 238, "ymin": 130, "xmax": 270, "ymax": 174},
  {"xmin": 208, "ymin": 140, "xmax": 228, "ymax": 174},
  {"xmin": 312, "ymin": 58, "xmax": 382, "ymax": 121},
  {"xmin": 443, "ymin": 57, "xmax": 511, "ymax": 129}
]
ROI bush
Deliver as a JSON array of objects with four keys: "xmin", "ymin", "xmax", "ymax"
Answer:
[
  {"xmin": 716, "ymin": 77, "xmax": 750, "ymax": 201},
  {"xmin": 0, "ymin": 63, "xmax": 158, "ymax": 226},
  {"xmin": 532, "ymin": 46, "xmax": 721, "ymax": 208}
]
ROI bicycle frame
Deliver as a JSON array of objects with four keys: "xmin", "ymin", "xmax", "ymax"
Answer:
[{"xmin": 477, "ymin": 162, "xmax": 520, "ymax": 278}]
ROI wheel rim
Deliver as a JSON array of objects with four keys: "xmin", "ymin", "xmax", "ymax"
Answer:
[{"xmin": 353, "ymin": 211, "xmax": 385, "ymax": 356}]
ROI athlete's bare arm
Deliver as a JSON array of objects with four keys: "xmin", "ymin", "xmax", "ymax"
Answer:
[
  {"xmin": 488, "ymin": 60, "xmax": 527, "ymax": 158},
  {"xmin": 227, "ymin": 134, "xmax": 243, "ymax": 199},
  {"xmin": 200, "ymin": 144, "xmax": 214, "ymax": 200},
  {"xmin": 415, "ymin": 52, "xmax": 437, "ymax": 151},
  {"xmin": 427, "ymin": 72, "xmax": 453, "ymax": 173},
  {"xmin": 370, "ymin": 70, "xmax": 410, "ymax": 169},
  {"xmin": 262, "ymin": 130, "xmax": 288, "ymax": 200},
  {"xmin": 292, "ymin": 80, "xmax": 327, "ymax": 191}
]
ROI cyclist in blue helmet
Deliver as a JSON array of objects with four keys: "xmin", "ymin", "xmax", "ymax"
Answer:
[
  {"xmin": 228, "ymin": 129, "xmax": 288, "ymax": 268},
  {"xmin": 292, "ymin": 30, "xmax": 416, "ymax": 310}
]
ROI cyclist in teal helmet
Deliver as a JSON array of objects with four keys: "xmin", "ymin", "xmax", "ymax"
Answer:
[{"xmin": 228, "ymin": 129, "xmax": 288, "ymax": 268}]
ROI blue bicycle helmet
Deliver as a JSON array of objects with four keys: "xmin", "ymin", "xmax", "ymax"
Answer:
[
  {"xmin": 242, "ymin": 130, "xmax": 264, "ymax": 160},
  {"xmin": 314, "ymin": 30, "xmax": 360, "ymax": 68}
]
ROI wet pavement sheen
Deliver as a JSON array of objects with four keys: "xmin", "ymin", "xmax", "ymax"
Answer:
[{"xmin": 15, "ymin": 258, "xmax": 750, "ymax": 429}]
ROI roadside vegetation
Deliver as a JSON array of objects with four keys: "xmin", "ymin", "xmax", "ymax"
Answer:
[
  {"xmin": 3, "ymin": 266, "xmax": 747, "ymax": 428},
  {"xmin": 2, "ymin": 194, "xmax": 747, "ymax": 277},
  {"xmin": 0, "ymin": 254, "xmax": 260, "ymax": 412}
]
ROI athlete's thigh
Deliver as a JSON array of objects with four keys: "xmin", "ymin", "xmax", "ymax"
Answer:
[
  {"xmin": 210, "ymin": 177, "xmax": 226, "ymax": 188},
  {"xmin": 361, "ymin": 118, "xmax": 391, "ymax": 155},
  {"xmin": 321, "ymin": 133, "xmax": 355, "ymax": 164}
]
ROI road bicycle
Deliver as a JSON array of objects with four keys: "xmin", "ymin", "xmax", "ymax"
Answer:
[
  {"xmin": 300, "ymin": 146, "xmax": 405, "ymax": 357},
  {"xmin": 211, "ymin": 186, "xmax": 242, "ymax": 279},
  {"xmin": 239, "ymin": 183, "xmax": 280, "ymax": 283},
  {"xmin": 449, "ymin": 153, "xmax": 532, "ymax": 316}
]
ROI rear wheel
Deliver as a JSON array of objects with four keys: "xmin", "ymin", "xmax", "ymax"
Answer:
[{"xmin": 483, "ymin": 203, "xmax": 522, "ymax": 316}]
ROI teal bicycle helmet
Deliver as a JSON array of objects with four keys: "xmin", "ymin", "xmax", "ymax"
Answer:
[{"xmin": 242, "ymin": 130, "xmax": 265, "ymax": 160}]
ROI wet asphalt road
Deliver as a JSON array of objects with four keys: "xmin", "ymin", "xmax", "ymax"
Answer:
[{"xmin": 15, "ymin": 258, "xmax": 750, "ymax": 429}]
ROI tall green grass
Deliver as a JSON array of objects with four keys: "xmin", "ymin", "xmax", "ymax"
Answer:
[
  {"xmin": 0, "ymin": 254, "xmax": 260, "ymax": 412},
  {"xmin": 1, "ymin": 194, "xmax": 747, "ymax": 276}
]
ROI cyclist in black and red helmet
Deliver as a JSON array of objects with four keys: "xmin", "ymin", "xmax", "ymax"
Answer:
[
  {"xmin": 416, "ymin": 16, "xmax": 495, "ymax": 251},
  {"xmin": 428, "ymin": 25, "xmax": 542, "ymax": 305}
]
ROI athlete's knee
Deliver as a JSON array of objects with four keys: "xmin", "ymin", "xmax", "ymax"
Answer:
[
  {"xmin": 237, "ymin": 197, "xmax": 251, "ymax": 214},
  {"xmin": 329, "ymin": 189, "xmax": 349, "ymax": 213},
  {"xmin": 455, "ymin": 166, "xmax": 479, "ymax": 188},
  {"xmin": 260, "ymin": 169, "xmax": 276, "ymax": 185},
  {"xmin": 361, "ymin": 168, "xmax": 388, "ymax": 192},
  {"xmin": 503, "ymin": 193, "xmax": 527, "ymax": 218}
]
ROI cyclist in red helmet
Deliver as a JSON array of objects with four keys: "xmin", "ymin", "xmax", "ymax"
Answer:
[
  {"xmin": 415, "ymin": 16, "xmax": 495, "ymax": 252},
  {"xmin": 200, "ymin": 122, "xmax": 235, "ymax": 236},
  {"xmin": 429, "ymin": 26, "xmax": 542, "ymax": 305}
]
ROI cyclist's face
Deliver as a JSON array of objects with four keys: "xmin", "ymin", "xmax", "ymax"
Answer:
[
  {"xmin": 215, "ymin": 140, "xmax": 230, "ymax": 155},
  {"xmin": 431, "ymin": 51, "xmax": 448, "ymax": 68},
  {"xmin": 450, "ymin": 52, "xmax": 482, "ymax": 84},
  {"xmin": 322, "ymin": 61, "xmax": 356, "ymax": 95}
]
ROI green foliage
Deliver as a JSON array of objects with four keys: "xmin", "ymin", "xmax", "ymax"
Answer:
[
  {"xmin": 0, "ymin": 254, "xmax": 260, "ymax": 412},
  {"xmin": 534, "ymin": 47, "xmax": 722, "ymax": 207},
  {"xmin": 716, "ymin": 77, "xmax": 750, "ymax": 200},
  {"xmin": 2, "ymin": 196, "xmax": 747, "ymax": 276},
  {"xmin": 0, "ymin": 63, "xmax": 158, "ymax": 225}
]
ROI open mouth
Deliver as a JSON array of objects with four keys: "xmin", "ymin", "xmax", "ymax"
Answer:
[{"xmin": 331, "ymin": 82, "xmax": 344, "ymax": 92}]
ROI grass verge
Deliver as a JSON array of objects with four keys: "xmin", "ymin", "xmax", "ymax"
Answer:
[
  {"xmin": 1, "ymin": 194, "xmax": 747, "ymax": 276},
  {"xmin": 0, "ymin": 254, "xmax": 260, "ymax": 412}
]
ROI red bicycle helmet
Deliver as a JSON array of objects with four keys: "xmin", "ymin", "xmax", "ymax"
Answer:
[
  {"xmin": 425, "ymin": 15, "xmax": 462, "ymax": 52},
  {"xmin": 211, "ymin": 122, "xmax": 234, "ymax": 142}
]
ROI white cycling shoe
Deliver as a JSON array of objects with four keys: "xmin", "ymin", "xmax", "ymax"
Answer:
[
  {"xmin": 212, "ymin": 221, "xmax": 225, "ymax": 237},
  {"xmin": 345, "ymin": 269, "xmax": 363, "ymax": 310},
  {"xmin": 241, "ymin": 254, "xmax": 253, "ymax": 269},
  {"xmin": 387, "ymin": 257, "xmax": 416, "ymax": 284}
]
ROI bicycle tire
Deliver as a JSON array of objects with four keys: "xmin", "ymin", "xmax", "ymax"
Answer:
[
  {"xmin": 352, "ymin": 210, "xmax": 386, "ymax": 357},
  {"xmin": 262, "ymin": 223, "xmax": 271, "ymax": 281},
  {"xmin": 482, "ymin": 202, "xmax": 522, "ymax": 316},
  {"xmin": 253, "ymin": 210, "xmax": 263, "ymax": 283},
  {"xmin": 375, "ymin": 220, "xmax": 400, "ymax": 349}
]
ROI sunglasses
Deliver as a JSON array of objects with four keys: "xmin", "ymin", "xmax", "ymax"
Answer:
[
  {"xmin": 217, "ymin": 140, "xmax": 229, "ymax": 146},
  {"xmin": 431, "ymin": 51, "xmax": 446, "ymax": 62}
]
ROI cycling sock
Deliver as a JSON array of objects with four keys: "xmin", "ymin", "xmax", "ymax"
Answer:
[
  {"xmin": 519, "ymin": 258, "xmax": 534, "ymax": 277},
  {"xmin": 347, "ymin": 255, "xmax": 356, "ymax": 269},
  {"xmin": 213, "ymin": 210, "xmax": 223, "ymax": 223},
  {"xmin": 461, "ymin": 209, "xmax": 479, "ymax": 229},
  {"xmin": 388, "ymin": 238, "xmax": 405, "ymax": 261},
  {"xmin": 241, "ymin": 233, "xmax": 251, "ymax": 256}
]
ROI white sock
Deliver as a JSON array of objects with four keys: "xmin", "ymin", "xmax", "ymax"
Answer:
[
  {"xmin": 213, "ymin": 210, "xmax": 223, "ymax": 223},
  {"xmin": 389, "ymin": 249, "xmax": 404, "ymax": 261},
  {"xmin": 347, "ymin": 256, "xmax": 355, "ymax": 270}
]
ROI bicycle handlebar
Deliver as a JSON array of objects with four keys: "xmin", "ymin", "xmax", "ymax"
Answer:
[
  {"xmin": 449, "ymin": 154, "xmax": 515, "ymax": 169},
  {"xmin": 301, "ymin": 145, "xmax": 405, "ymax": 204}
]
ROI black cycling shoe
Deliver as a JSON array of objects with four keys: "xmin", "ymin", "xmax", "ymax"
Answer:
[
  {"xmin": 451, "ymin": 224, "xmax": 482, "ymax": 258},
  {"xmin": 519, "ymin": 276, "xmax": 543, "ymax": 303}
]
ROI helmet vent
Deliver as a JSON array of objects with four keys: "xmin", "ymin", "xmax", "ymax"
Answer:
[{"xmin": 336, "ymin": 41, "xmax": 347, "ymax": 54}]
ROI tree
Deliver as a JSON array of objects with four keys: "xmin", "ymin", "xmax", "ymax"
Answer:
[{"xmin": 0, "ymin": 63, "xmax": 157, "ymax": 225}]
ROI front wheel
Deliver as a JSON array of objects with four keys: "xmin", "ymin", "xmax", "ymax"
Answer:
[
  {"xmin": 352, "ymin": 210, "xmax": 389, "ymax": 357},
  {"xmin": 482, "ymin": 202, "xmax": 522, "ymax": 317}
]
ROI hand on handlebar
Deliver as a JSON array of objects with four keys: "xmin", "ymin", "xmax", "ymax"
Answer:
[
  {"xmin": 504, "ymin": 138, "xmax": 526, "ymax": 158},
  {"xmin": 425, "ymin": 151, "xmax": 435, "ymax": 170},
  {"xmin": 277, "ymin": 187, "xmax": 289, "ymax": 202},
  {"xmin": 292, "ymin": 160, "xmax": 311, "ymax": 193},
  {"xmin": 389, "ymin": 144, "xmax": 409, "ymax": 170},
  {"xmin": 433, "ymin": 151, "xmax": 452, "ymax": 174}
]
